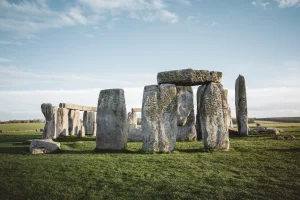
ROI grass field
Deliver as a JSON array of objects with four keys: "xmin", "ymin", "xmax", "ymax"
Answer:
[
  {"xmin": 0, "ymin": 122, "xmax": 299, "ymax": 200},
  {"xmin": 0, "ymin": 123, "xmax": 44, "ymax": 132}
]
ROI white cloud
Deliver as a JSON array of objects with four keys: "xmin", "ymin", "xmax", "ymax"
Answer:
[
  {"xmin": 277, "ymin": 0, "xmax": 300, "ymax": 8},
  {"xmin": 252, "ymin": 1, "xmax": 270, "ymax": 9}
]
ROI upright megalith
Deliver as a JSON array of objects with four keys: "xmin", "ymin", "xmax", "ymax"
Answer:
[
  {"xmin": 96, "ymin": 89, "xmax": 127, "ymax": 150},
  {"xmin": 197, "ymin": 83, "xmax": 229, "ymax": 150},
  {"xmin": 127, "ymin": 112, "xmax": 143, "ymax": 141},
  {"xmin": 141, "ymin": 84, "xmax": 178, "ymax": 152},
  {"xmin": 141, "ymin": 85, "xmax": 160, "ymax": 152},
  {"xmin": 41, "ymin": 103, "xmax": 57, "ymax": 139},
  {"xmin": 68, "ymin": 110, "xmax": 81, "ymax": 136},
  {"xmin": 56, "ymin": 108, "xmax": 69, "ymax": 136},
  {"xmin": 223, "ymin": 89, "xmax": 233, "ymax": 129},
  {"xmin": 83, "ymin": 111, "xmax": 95, "ymax": 135},
  {"xmin": 176, "ymin": 86, "xmax": 196, "ymax": 141},
  {"xmin": 235, "ymin": 75, "xmax": 248, "ymax": 136}
]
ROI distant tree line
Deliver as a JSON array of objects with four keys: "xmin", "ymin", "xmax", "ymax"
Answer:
[
  {"xmin": 0, "ymin": 119, "xmax": 44, "ymax": 124},
  {"xmin": 232, "ymin": 118, "xmax": 255, "ymax": 124}
]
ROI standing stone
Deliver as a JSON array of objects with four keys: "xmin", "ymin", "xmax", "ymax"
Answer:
[
  {"xmin": 68, "ymin": 110, "xmax": 81, "ymax": 136},
  {"xmin": 41, "ymin": 104, "xmax": 57, "ymax": 139},
  {"xmin": 235, "ymin": 75, "xmax": 248, "ymax": 136},
  {"xmin": 197, "ymin": 83, "xmax": 229, "ymax": 150},
  {"xmin": 78, "ymin": 124, "xmax": 85, "ymax": 138},
  {"xmin": 93, "ymin": 123, "xmax": 97, "ymax": 136},
  {"xmin": 223, "ymin": 89, "xmax": 233, "ymax": 129},
  {"xmin": 158, "ymin": 84, "xmax": 177, "ymax": 152},
  {"xmin": 96, "ymin": 89, "xmax": 127, "ymax": 150},
  {"xmin": 56, "ymin": 108, "xmax": 69, "ymax": 136},
  {"xmin": 83, "ymin": 111, "xmax": 95, "ymax": 135},
  {"xmin": 131, "ymin": 109, "xmax": 137, "ymax": 128},
  {"xmin": 141, "ymin": 85, "xmax": 160, "ymax": 152},
  {"xmin": 176, "ymin": 86, "xmax": 197, "ymax": 141}
]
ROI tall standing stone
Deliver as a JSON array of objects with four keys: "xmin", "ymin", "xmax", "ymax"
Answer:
[
  {"xmin": 197, "ymin": 83, "xmax": 229, "ymax": 150},
  {"xmin": 158, "ymin": 84, "xmax": 178, "ymax": 152},
  {"xmin": 235, "ymin": 75, "xmax": 248, "ymax": 136},
  {"xmin": 176, "ymin": 86, "xmax": 196, "ymax": 141},
  {"xmin": 141, "ymin": 85, "xmax": 160, "ymax": 152},
  {"xmin": 96, "ymin": 89, "xmax": 127, "ymax": 150},
  {"xmin": 68, "ymin": 110, "xmax": 81, "ymax": 136},
  {"xmin": 56, "ymin": 108, "xmax": 69, "ymax": 136},
  {"xmin": 83, "ymin": 111, "xmax": 95, "ymax": 135},
  {"xmin": 223, "ymin": 89, "xmax": 233, "ymax": 129},
  {"xmin": 41, "ymin": 104, "xmax": 57, "ymax": 139}
]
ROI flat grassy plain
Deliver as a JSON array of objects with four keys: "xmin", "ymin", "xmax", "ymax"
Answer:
[{"xmin": 0, "ymin": 122, "xmax": 299, "ymax": 200}]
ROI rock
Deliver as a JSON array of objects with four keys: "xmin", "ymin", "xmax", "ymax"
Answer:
[
  {"xmin": 141, "ymin": 85, "xmax": 160, "ymax": 152},
  {"xmin": 29, "ymin": 139, "xmax": 60, "ymax": 154},
  {"xmin": 23, "ymin": 139, "xmax": 33, "ymax": 144},
  {"xmin": 197, "ymin": 83, "xmax": 229, "ymax": 150},
  {"xmin": 228, "ymin": 127, "xmax": 239, "ymax": 136},
  {"xmin": 272, "ymin": 136, "xmax": 284, "ymax": 140},
  {"xmin": 57, "ymin": 108, "xmax": 69, "ymax": 136},
  {"xmin": 249, "ymin": 130, "xmax": 259, "ymax": 135},
  {"xmin": 256, "ymin": 126, "xmax": 266, "ymax": 133},
  {"xmin": 40, "ymin": 129, "xmax": 43, "ymax": 132},
  {"xmin": 266, "ymin": 128, "xmax": 280, "ymax": 134},
  {"xmin": 93, "ymin": 123, "xmax": 97, "ymax": 136},
  {"xmin": 41, "ymin": 103, "xmax": 57, "ymax": 139},
  {"xmin": 235, "ymin": 75, "xmax": 248, "ymax": 136},
  {"xmin": 284, "ymin": 135, "xmax": 296, "ymax": 140},
  {"xmin": 128, "ymin": 127, "xmax": 143, "ymax": 142},
  {"xmin": 223, "ymin": 89, "xmax": 233, "ymax": 129},
  {"xmin": 68, "ymin": 110, "xmax": 81, "ymax": 136},
  {"xmin": 59, "ymin": 103, "xmax": 97, "ymax": 112},
  {"xmin": 78, "ymin": 124, "xmax": 85, "ymax": 138},
  {"xmin": 157, "ymin": 68, "xmax": 222, "ymax": 86},
  {"xmin": 137, "ymin": 118, "xmax": 141, "ymax": 125},
  {"xmin": 83, "ymin": 111, "xmax": 96, "ymax": 135},
  {"xmin": 131, "ymin": 108, "xmax": 141, "ymax": 128},
  {"xmin": 96, "ymin": 89, "xmax": 127, "ymax": 150},
  {"xmin": 273, "ymin": 135, "xmax": 296, "ymax": 140},
  {"xmin": 158, "ymin": 84, "xmax": 178, "ymax": 152},
  {"xmin": 176, "ymin": 86, "xmax": 196, "ymax": 141}
]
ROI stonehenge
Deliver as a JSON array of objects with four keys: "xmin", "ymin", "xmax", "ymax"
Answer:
[
  {"xmin": 235, "ymin": 75, "xmax": 248, "ymax": 136},
  {"xmin": 96, "ymin": 89, "xmax": 128, "ymax": 150},
  {"xmin": 39, "ymin": 69, "xmax": 249, "ymax": 153}
]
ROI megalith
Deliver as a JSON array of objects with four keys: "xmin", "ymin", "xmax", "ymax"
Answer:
[
  {"xmin": 41, "ymin": 103, "xmax": 57, "ymax": 139},
  {"xmin": 128, "ymin": 112, "xmax": 143, "ymax": 142},
  {"xmin": 197, "ymin": 83, "xmax": 229, "ymax": 150},
  {"xmin": 141, "ymin": 85, "xmax": 160, "ymax": 152},
  {"xmin": 56, "ymin": 108, "xmax": 69, "ymax": 136},
  {"xmin": 68, "ymin": 110, "xmax": 81, "ymax": 136},
  {"xmin": 83, "ymin": 111, "xmax": 95, "ymax": 135},
  {"xmin": 176, "ymin": 86, "xmax": 196, "ymax": 141},
  {"xmin": 96, "ymin": 89, "xmax": 127, "ymax": 150},
  {"xmin": 235, "ymin": 75, "xmax": 248, "ymax": 136},
  {"xmin": 223, "ymin": 89, "xmax": 233, "ymax": 129}
]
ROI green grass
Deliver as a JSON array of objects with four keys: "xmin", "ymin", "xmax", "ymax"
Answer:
[
  {"xmin": 0, "ymin": 124, "xmax": 299, "ymax": 200},
  {"xmin": 0, "ymin": 123, "xmax": 44, "ymax": 132}
]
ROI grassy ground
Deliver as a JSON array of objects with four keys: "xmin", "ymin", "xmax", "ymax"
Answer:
[
  {"xmin": 0, "ymin": 123, "xmax": 299, "ymax": 200},
  {"xmin": 0, "ymin": 123, "xmax": 44, "ymax": 132}
]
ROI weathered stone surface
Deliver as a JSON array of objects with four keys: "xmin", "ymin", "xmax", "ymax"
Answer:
[
  {"xmin": 128, "ymin": 127, "xmax": 143, "ymax": 142},
  {"xmin": 266, "ymin": 128, "xmax": 280, "ymax": 134},
  {"xmin": 158, "ymin": 84, "xmax": 178, "ymax": 152},
  {"xmin": 197, "ymin": 83, "xmax": 229, "ymax": 150},
  {"xmin": 228, "ymin": 127, "xmax": 239, "ymax": 136},
  {"xmin": 60, "ymin": 103, "xmax": 97, "ymax": 112},
  {"xmin": 132, "ymin": 108, "xmax": 142, "ymax": 112},
  {"xmin": 96, "ymin": 89, "xmax": 127, "ymax": 150},
  {"xmin": 93, "ymin": 123, "xmax": 97, "ymax": 136},
  {"xmin": 256, "ymin": 126, "xmax": 266, "ymax": 133},
  {"xmin": 223, "ymin": 89, "xmax": 233, "ymax": 129},
  {"xmin": 68, "ymin": 110, "xmax": 81, "ymax": 136},
  {"xmin": 235, "ymin": 75, "xmax": 248, "ymax": 136},
  {"xmin": 141, "ymin": 85, "xmax": 160, "ymax": 152},
  {"xmin": 176, "ymin": 86, "xmax": 196, "ymax": 141},
  {"xmin": 83, "ymin": 111, "xmax": 95, "ymax": 135},
  {"xmin": 157, "ymin": 68, "xmax": 222, "ymax": 86},
  {"xmin": 137, "ymin": 118, "xmax": 141, "ymax": 125},
  {"xmin": 78, "ymin": 124, "xmax": 85, "ymax": 138},
  {"xmin": 41, "ymin": 104, "xmax": 57, "ymax": 139},
  {"xmin": 56, "ymin": 108, "xmax": 69, "ymax": 136},
  {"xmin": 249, "ymin": 130, "xmax": 259, "ymax": 135},
  {"xmin": 30, "ymin": 139, "xmax": 60, "ymax": 154}
]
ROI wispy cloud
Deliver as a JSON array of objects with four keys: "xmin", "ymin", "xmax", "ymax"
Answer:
[
  {"xmin": 276, "ymin": 0, "xmax": 300, "ymax": 8},
  {"xmin": 252, "ymin": 1, "xmax": 270, "ymax": 9}
]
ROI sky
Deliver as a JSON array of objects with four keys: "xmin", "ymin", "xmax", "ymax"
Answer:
[{"xmin": 0, "ymin": 0, "xmax": 300, "ymax": 121}]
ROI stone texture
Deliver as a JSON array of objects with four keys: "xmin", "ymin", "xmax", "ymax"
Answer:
[
  {"xmin": 127, "ymin": 112, "xmax": 143, "ymax": 141},
  {"xmin": 30, "ymin": 139, "xmax": 60, "ymax": 154},
  {"xmin": 83, "ymin": 111, "xmax": 96, "ymax": 135},
  {"xmin": 41, "ymin": 103, "xmax": 57, "ymax": 139},
  {"xmin": 256, "ymin": 126, "xmax": 266, "ymax": 133},
  {"xmin": 56, "ymin": 108, "xmax": 69, "ymax": 136},
  {"xmin": 96, "ymin": 89, "xmax": 127, "ymax": 150},
  {"xmin": 176, "ymin": 86, "xmax": 196, "ymax": 141},
  {"xmin": 266, "ymin": 128, "xmax": 280, "ymax": 134},
  {"xmin": 78, "ymin": 124, "xmax": 85, "ymax": 138},
  {"xmin": 223, "ymin": 89, "xmax": 233, "ymax": 129},
  {"xmin": 235, "ymin": 75, "xmax": 248, "ymax": 136},
  {"xmin": 157, "ymin": 68, "xmax": 222, "ymax": 86},
  {"xmin": 197, "ymin": 83, "xmax": 229, "ymax": 150},
  {"xmin": 68, "ymin": 110, "xmax": 81, "ymax": 136},
  {"xmin": 141, "ymin": 85, "xmax": 160, "ymax": 152},
  {"xmin": 60, "ymin": 103, "xmax": 97, "ymax": 112},
  {"xmin": 93, "ymin": 123, "xmax": 97, "ymax": 136}
]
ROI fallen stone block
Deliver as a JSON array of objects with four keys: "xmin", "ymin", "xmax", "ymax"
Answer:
[{"xmin": 30, "ymin": 139, "xmax": 60, "ymax": 154}]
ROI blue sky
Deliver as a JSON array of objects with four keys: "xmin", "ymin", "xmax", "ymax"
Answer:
[{"xmin": 0, "ymin": 0, "xmax": 300, "ymax": 120}]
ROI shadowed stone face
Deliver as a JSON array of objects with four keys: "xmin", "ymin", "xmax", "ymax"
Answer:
[
  {"xmin": 83, "ymin": 111, "xmax": 95, "ymax": 135},
  {"xmin": 68, "ymin": 110, "xmax": 81, "ymax": 136},
  {"xmin": 197, "ymin": 83, "xmax": 229, "ymax": 150},
  {"xmin": 57, "ymin": 108, "xmax": 69, "ymax": 136},
  {"xmin": 96, "ymin": 89, "xmax": 127, "ymax": 150},
  {"xmin": 41, "ymin": 103, "xmax": 57, "ymax": 139},
  {"xmin": 235, "ymin": 75, "xmax": 248, "ymax": 136}
]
